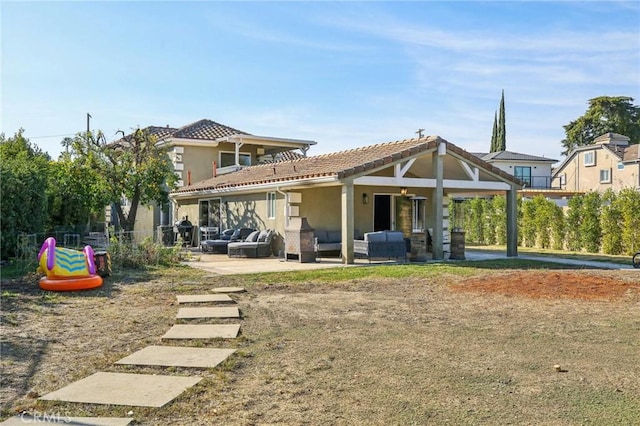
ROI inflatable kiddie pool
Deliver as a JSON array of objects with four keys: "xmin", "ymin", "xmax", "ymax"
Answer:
[{"xmin": 37, "ymin": 237, "xmax": 103, "ymax": 291}]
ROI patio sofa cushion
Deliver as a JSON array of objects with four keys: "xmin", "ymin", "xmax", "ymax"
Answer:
[
  {"xmin": 354, "ymin": 230, "xmax": 407, "ymax": 263},
  {"xmin": 245, "ymin": 231, "xmax": 261, "ymax": 243},
  {"xmin": 257, "ymin": 230, "xmax": 271, "ymax": 242},
  {"xmin": 219, "ymin": 229, "xmax": 235, "ymax": 240},
  {"xmin": 230, "ymin": 228, "xmax": 257, "ymax": 242},
  {"xmin": 228, "ymin": 229, "xmax": 276, "ymax": 258}
]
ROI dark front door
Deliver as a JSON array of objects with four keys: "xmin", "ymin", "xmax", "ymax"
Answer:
[{"xmin": 374, "ymin": 195, "xmax": 391, "ymax": 231}]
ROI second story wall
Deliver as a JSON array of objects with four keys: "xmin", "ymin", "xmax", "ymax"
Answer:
[
  {"xmin": 489, "ymin": 160, "xmax": 554, "ymax": 188},
  {"xmin": 555, "ymin": 147, "xmax": 640, "ymax": 192}
]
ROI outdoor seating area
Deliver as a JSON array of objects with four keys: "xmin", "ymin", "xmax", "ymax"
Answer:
[
  {"xmin": 200, "ymin": 228, "xmax": 254, "ymax": 254},
  {"xmin": 354, "ymin": 230, "xmax": 408, "ymax": 263},
  {"xmin": 227, "ymin": 229, "xmax": 276, "ymax": 258}
]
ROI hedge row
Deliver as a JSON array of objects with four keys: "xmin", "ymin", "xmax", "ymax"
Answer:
[{"xmin": 455, "ymin": 189, "xmax": 640, "ymax": 256}]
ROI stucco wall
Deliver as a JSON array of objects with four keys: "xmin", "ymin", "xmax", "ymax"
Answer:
[
  {"xmin": 557, "ymin": 147, "xmax": 640, "ymax": 192},
  {"xmin": 179, "ymin": 143, "xmax": 260, "ymax": 185}
]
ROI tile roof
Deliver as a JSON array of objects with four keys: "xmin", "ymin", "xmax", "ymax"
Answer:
[
  {"xmin": 173, "ymin": 136, "xmax": 521, "ymax": 194},
  {"xmin": 170, "ymin": 119, "xmax": 249, "ymax": 140},
  {"xmin": 112, "ymin": 119, "xmax": 248, "ymax": 145},
  {"xmin": 145, "ymin": 125, "xmax": 179, "ymax": 140},
  {"xmin": 622, "ymin": 143, "xmax": 639, "ymax": 163}
]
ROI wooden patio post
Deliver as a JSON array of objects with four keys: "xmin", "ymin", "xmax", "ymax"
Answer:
[{"xmin": 506, "ymin": 184, "xmax": 518, "ymax": 257}]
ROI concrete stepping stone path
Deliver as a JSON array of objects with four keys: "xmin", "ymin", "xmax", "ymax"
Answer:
[
  {"xmin": 176, "ymin": 294, "xmax": 234, "ymax": 304},
  {"xmin": 176, "ymin": 306, "xmax": 240, "ymax": 319},
  {"xmin": 1, "ymin": 417, "xmax": 133, "ymax": 425},
  {"xmin": 162, "ymin": 323, "xmax": 240, "ymax": 339},
  {"xmin": 115, "ymin": 346, "xmax": 236, "ymax": 368},
  {"xmin": 212, "ymin": 287, "xmax": 246, "ymax": 293},
  {"xmin": 39, "ymin": 372, "xmax": 201, "ymax": 408}
]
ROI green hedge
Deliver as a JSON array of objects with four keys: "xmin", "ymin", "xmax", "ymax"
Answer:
[{"xmin": 459, "ymin": 189, "xmax": 640, "ymax": 255}]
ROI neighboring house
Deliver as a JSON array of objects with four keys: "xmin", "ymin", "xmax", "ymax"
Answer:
[
  {"xmin": 107, "ymin": 119, "xmax": 316, "ymax": 241},
  {"xmin": 170, "ymin": 135, "xmax": 523, "ymax": 263},
  {"xmin": 552, "ymin": 133, "xmax": 640, "ymax": 193},
  {"xmin": 473, "ymin": 151, "xmax": 558, "ymax": 189}
]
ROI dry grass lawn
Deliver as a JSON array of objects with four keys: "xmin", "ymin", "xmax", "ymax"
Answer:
[{"xmin": 1, "ymin": 260, "xmax": 639, "ymax": 425}]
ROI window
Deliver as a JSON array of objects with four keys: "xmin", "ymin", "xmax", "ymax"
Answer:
[
  {"xmin": 599, "ymin": 169, "xmax": 611, "ymax": 184},
  {"xmin": 267, "ymin": 192, "xmax": 276, "ymax": 219},
  {"xmin": 559, "ymin": 174, "xmax": 566, "ymax": 187},
  {"xmin": 584, "ymin": 151, "xmax": 596, "ymax": 166},
  {"xmin": 199, "ymin": 199, "xmax": 221, "ymax": 227},
  {"xmin": 514, "ymin": 166, "xmax": 532, "ymax": 187},
  {"xmin": 220, "ymin": 152, "xmax": 251, "ymax": 168},
  {"xmin": 412, "ymin": 198, "xmax": 426, "ymax": 232}
]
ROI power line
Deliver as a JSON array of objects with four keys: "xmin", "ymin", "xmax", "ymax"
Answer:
[{"xmin": 24, "ymin": 133, "xmax": 76, "ymax": 139}]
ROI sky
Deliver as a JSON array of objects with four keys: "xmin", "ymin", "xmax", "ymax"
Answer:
[{"xmin": 2, "ymin": 1, "xmax": 639, "ymax": 164}]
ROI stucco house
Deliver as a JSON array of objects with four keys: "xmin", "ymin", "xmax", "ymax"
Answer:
[
  {"xmin": 170, "ymin": 135, "xmax": 523, "ymax": 263},
  {"xmin": 469, "ymin": 150, "xmax": 581, "ymax": 201},
  {"xmin": 552, "ymin": 133, "xmax": 640, "ymax": 193},
  {"xmin": 473, "ymin": 151, "xmax": 557, "ymax": 189},
  {"xmin": 107, "ymin": 119, "xmax": 316, "ymax": 241}
]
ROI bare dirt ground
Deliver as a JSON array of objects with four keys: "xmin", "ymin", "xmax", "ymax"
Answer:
[{"xmin": 1, "ymin": 265, "xmax": 639, "ymax": 425}]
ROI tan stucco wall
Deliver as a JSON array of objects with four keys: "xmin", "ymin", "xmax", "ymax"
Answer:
[
  {"xmin": 557, "ymin": 147, "xmax": 640, "ymax": 192},
  {"xmin": 178, "ymin": 143, "xmax": 261, "ymax": 185}
]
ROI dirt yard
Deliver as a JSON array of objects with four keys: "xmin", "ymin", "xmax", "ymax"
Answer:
[{"xmin": 1, "ymin": 264, "xmax": 639, "ymax": 425}]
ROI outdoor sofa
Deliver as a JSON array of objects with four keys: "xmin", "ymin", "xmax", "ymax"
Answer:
[
  {"xmin": 353, "ymin": 230, "xmax": 407, "ymax": 263},
  {"xmin": 314, "ymin": 229, "xmax": 342, "ymax": 259},
  {"xmin": 200, "ymin": 228, "xmax": 255, "ymax": 253},
  {"xmin": 227, "ymin": 229, "xmax": 275, "ymax": 258}
]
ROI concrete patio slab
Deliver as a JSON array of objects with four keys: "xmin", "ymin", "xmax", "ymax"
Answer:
[
  {"xmin": 115, "ymin": 346, "xmax": 236, "ymax": 368},
  {"xmin": 1, "ymin": 417, "xmax": 133, "ymax": 425},
  {"xmin": 212, "ymin": 287, "xmax": 246, "ymax": 293},
  {"xmin": 162, "ymin": 324, "xmax": 240, "ymax": 339},
  {"xmin": 176, "ymin": 294, "xmax": 234, "ymax": 304},
  {"xmin": 39, "ymin": 372, "xmax": 201, "ymax": 408},
  {"xmin": 176, "ymin": 306, "xmax": 239, "ymax": 319}
]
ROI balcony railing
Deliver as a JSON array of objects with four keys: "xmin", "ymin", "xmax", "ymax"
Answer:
[{"xmin": 519, "ymin": 176, "xmax": 562, "ymax": 190}]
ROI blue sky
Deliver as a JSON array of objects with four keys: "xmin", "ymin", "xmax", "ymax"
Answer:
[{"xmin": 2, "ymin": 1, "xmax": 639, "ymax": 163}]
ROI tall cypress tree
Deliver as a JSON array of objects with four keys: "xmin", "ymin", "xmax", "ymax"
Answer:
[
  {"xmin": 490, "ymin": 111, "xmax": 499, "ymax": 152},
  {"xmin": 497, "ymin": 90, "xmax": 506, "ymax": 151}
]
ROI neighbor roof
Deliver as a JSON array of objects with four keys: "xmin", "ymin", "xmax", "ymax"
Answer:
[
  {"xmin": 622, "ymin": 143, "xmax": 639, "ymax": 163},
  {"xmin": 172, "ymin": 136, "xmax": 522, "ymax": 194},
  {"xmin": 168, "ymin": 119, "xmax": 249, "ymax": 141},
  {"xmin": 475, "ymin": 151, "xmax": 558, "ymax": 163},
  {"xmin": 111, "ymin": 119, "xmax": 248, "ymax": 145}
]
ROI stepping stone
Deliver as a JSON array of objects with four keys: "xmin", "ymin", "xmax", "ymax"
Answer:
[
  {"xmin": 115, "ymin": 346, "xmax": 236, "ymax": 368},
  {"xmin": 212, "ymin": 287, "xmax": 245, "ymax": 293},
  {"xmin": 1, "ymin": 417, "xmax": 132, "ymax": 425},
  {"xmin": 176, "ymin": 306, "xmax": 239, "ymax": 319},
  {"xmin": 39, "ymin": 372, "xmax": 201, "ymax": 408},
  {"xmin": 176, "ymin": 294, "xmax": 234, "ymax": 304},
  {"xmin": 162, "ymin": 324, "xmax": 240, "ymax": 339}
]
